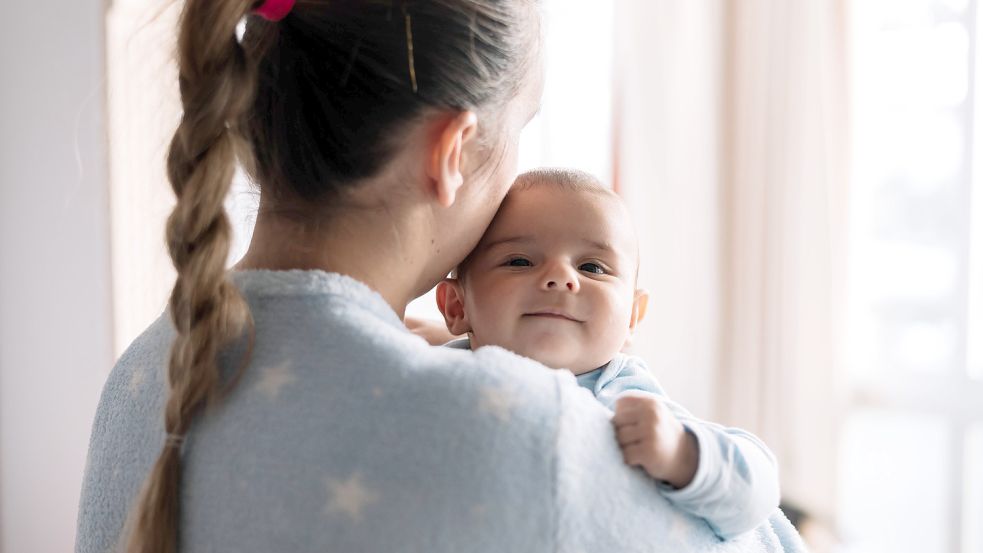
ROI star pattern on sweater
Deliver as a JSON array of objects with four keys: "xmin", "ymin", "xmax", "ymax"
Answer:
[
  {"xmin": 324, "ymin": 472, "xmax": 378, "ymax": 523},
  {"xmin": 127, "ymin": 367, "xmax": 145, "ymax": 394},
  {"xmin": 479, "ymin": 383, "xmax": 516, "ymax": 423},
  {"xmin": 469, "ymin": 503, "xmax": 487, "ymax": 520},
  {"xmin": 255, "ymin": 360, "xmax": 295, "ymax": 400}
]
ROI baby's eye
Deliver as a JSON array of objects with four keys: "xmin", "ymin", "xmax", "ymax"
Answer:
[
  {"xmin": 579, "ymin": 262, "xmax": 605, "ymax": 275},
  {"xmin": 506, "ymin": 257, "xmax": 532, "ymax": 267}
]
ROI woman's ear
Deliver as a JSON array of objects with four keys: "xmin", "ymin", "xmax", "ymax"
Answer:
[
  {"xmin": 435, "ymin": 278, "xmax": 473, "ymax": 335},
  {"xmin": 427, "ymin": 111, "xmax": 479, "ymax": 207}
]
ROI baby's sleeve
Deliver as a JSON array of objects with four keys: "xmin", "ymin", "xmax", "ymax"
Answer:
[
  {"xmin": 552, "ymin": 370, "xmax": 803, "ymax": 551},
  {"xmin": 596, "ymin": 357, "xmax": 782, "ymax": 540}
]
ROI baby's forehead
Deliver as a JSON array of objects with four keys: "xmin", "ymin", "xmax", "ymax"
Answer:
[
  {"xmin": 455, "ymin": 174, "xmax": 641, "ymax": 281},
  {"xmin": 488, "ymin": 181, "xmax": 639, "ymax": 257},
  {"xmin": 502, "ymin": 179, "xmax": 631, "ymax": 225}
]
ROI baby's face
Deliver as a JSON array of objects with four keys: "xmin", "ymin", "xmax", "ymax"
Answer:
[{"xmin": 447, "ymin": 185, "xmax": 645, "ymax": 374}]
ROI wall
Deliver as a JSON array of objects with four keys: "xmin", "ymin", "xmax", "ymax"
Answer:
[{"xmin": 0, "ymin": 1, "xmax": 113, "ymax": 551}]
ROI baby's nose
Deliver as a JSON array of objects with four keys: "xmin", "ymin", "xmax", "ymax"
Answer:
[
  {"xmin": 542, "ymin": 266, "xmax": 580, "ymax": 292},
  {"xmin": 546, "ymin": 279, "xmax": 576, "ymax": 291}
]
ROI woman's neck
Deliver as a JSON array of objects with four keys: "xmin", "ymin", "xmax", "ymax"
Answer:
[{"xmin": 233, "ymin": 207, "xmax": 434, "ymax": 319}]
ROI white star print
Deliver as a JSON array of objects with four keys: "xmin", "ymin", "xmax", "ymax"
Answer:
[
  {"xmin": 254, "ymin": 360, "xmax": 295, "ymax": 400},
  {"xmin": 479, "ymin": 384, "xmax": 515, "ymax": 423},
  {"xmin": 127, "ymin": 368, "xmax": 145, "ymax": 394},
  {"xmin": 324, "ymin": 472, "xmax": 378, "ymax": 523},
  {"xmin": 470, "ymin": 503, "xmax": 487, "ymax": 519}
]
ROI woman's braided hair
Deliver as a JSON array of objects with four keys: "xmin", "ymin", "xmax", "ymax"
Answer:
[{"xmin": 125, "ymin": 1, "xmax": 535, "ymax": 551}]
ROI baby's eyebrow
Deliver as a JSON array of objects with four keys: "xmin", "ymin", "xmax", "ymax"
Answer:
[
  {"xmin": 581, "ymin": 239, "xmax": 633, "ymax": 263},
  {"xmin": 581, "ymin": 239, "xmax": 635, "ymax": 272},
  {"xmin": 480, "ymin": 236, "xmax": 534, "ymax": 251},
  {"xmin": 583, "ymin": 239, "xmax": 618, "ymax": 254}
]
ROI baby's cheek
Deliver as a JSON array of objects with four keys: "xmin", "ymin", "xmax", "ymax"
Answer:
[
  {"xmin": 467, "ymin": 304, "xmax": 513, "ymax": 349},
  {"xmin": 587, "ymin": 323, "xmax": 629, "ymax": 362},
  {"xmin": 594, "ymin": 302, "xmax": 635, "ymax": 353}
]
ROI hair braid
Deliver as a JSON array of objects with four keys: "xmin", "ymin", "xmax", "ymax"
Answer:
[{"xmin": 125, "ymin": 1, "xmax": 258, "ymax": 551}]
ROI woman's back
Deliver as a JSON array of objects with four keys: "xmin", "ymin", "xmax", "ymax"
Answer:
[{"xmin": 78, "ymin": 271, "xmax": 560, "ymax": 552}]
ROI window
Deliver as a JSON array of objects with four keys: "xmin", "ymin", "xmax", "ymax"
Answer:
[
  {"xmin": 844, "ymin": 0, "xmax": 983, "ymax": 550},
  {"xmin": 106, "ymin": 0, "xmax": 181, "ymax": 357}
]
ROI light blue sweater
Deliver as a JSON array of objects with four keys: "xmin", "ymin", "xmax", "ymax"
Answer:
[{"xmin": 76, "ymin": 270, "xmax": 805, "ymax": 552}]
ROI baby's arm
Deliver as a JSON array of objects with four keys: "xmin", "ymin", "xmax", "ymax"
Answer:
[{"xmin": 598, "ymin": 357, "xmax": 781, "ymax": 540}]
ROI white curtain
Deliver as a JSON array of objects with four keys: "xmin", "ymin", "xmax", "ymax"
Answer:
[
  {"xmin": 719, "ymin": 0, "xmax": 850, "ymax": 523},
  {"xmin": 613, "ymin": 0, "xmax": 726, "ymax": 420},
  {"xmin": 614, "ymin": 0, "xmax": 850, "ymax": 523}
]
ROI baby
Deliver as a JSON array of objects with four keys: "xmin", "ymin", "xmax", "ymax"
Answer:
[{"xmin": 434, "ymin": 168, "xmax": 781, "ymax": 540}]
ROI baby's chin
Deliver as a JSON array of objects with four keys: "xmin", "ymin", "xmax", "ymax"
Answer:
[
  {"xmin": 501, "ymin": 340, "xmax": 608, "ymax": 375},
  {"xmin": 470, "ymin": 329, "xmax": 615, "ymax": 374}
]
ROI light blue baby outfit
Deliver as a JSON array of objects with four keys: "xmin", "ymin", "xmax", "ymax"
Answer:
[{"xmin": 76, "ymin": 270, "xmax": 805, "ymax": 553}]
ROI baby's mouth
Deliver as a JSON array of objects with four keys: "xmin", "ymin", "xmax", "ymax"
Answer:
[{"xmin": 523, "ymin": 310, "xmax": 584, "ymax": 323}]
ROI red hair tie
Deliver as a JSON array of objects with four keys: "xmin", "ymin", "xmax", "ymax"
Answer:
[{"xmin": 254, "ymin": 0, "xmax": 295, "ymax": 22}]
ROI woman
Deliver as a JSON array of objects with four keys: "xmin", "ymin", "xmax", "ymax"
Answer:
[{"xmin": 76, "ymin": 1, "xmax": 802, "ymax": 551}]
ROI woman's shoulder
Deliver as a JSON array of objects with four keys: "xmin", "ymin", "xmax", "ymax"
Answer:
[
  {"xmin": 99, "ymin": 311, "xmax": 173, "ymax": 410},
  {"xmin": 426, "ymin": 336, "xmax": 572, "ymax": 387},
  {"xmin": 408, "ymin": 341, "xmax": 572, "ymax": 417}
]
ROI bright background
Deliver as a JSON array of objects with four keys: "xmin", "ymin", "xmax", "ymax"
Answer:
[{"xmin": 1, "ymin": 0, "xmax": 982, "ymax": 552}]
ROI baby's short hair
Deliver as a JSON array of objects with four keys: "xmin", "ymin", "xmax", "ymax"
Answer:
[{"xmin": 511, "ymin": 167, "xmax": 617, "ymax": 198}]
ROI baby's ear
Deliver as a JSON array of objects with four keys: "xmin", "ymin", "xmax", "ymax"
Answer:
[
  {"xmin": 435, "ymin": 278, "xmax": 472, "ymax": 335},
  {"xmin": 629, "ymin": 288, "xmax": 649, "ymax": 333}
]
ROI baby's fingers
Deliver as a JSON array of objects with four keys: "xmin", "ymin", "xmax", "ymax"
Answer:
[
  {"xmin": 614, "ymin": 393, "xmax": 651, "ymax": 413},
  {"xmin": 621, "ymin": 441, "xmax": 651, "ymax": 468},
  {"xmin": 614, "ymin": 394, "xmax": 661, "ymax": 424},
  {"xmin": 612, "ymin": 399, "xmax": 645, "ymax": 427},
  {"xmin": 615, "ymin": 423, "xmax": 647, "ymax": 446},
  {"xmin": 611, "ymin": 409, "xmax": 638, "ymax": 428}
]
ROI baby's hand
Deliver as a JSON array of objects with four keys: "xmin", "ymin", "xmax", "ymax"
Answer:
[{"xmin": 612, "ymin": 393, "xmax": 699, "ymax": 489}]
